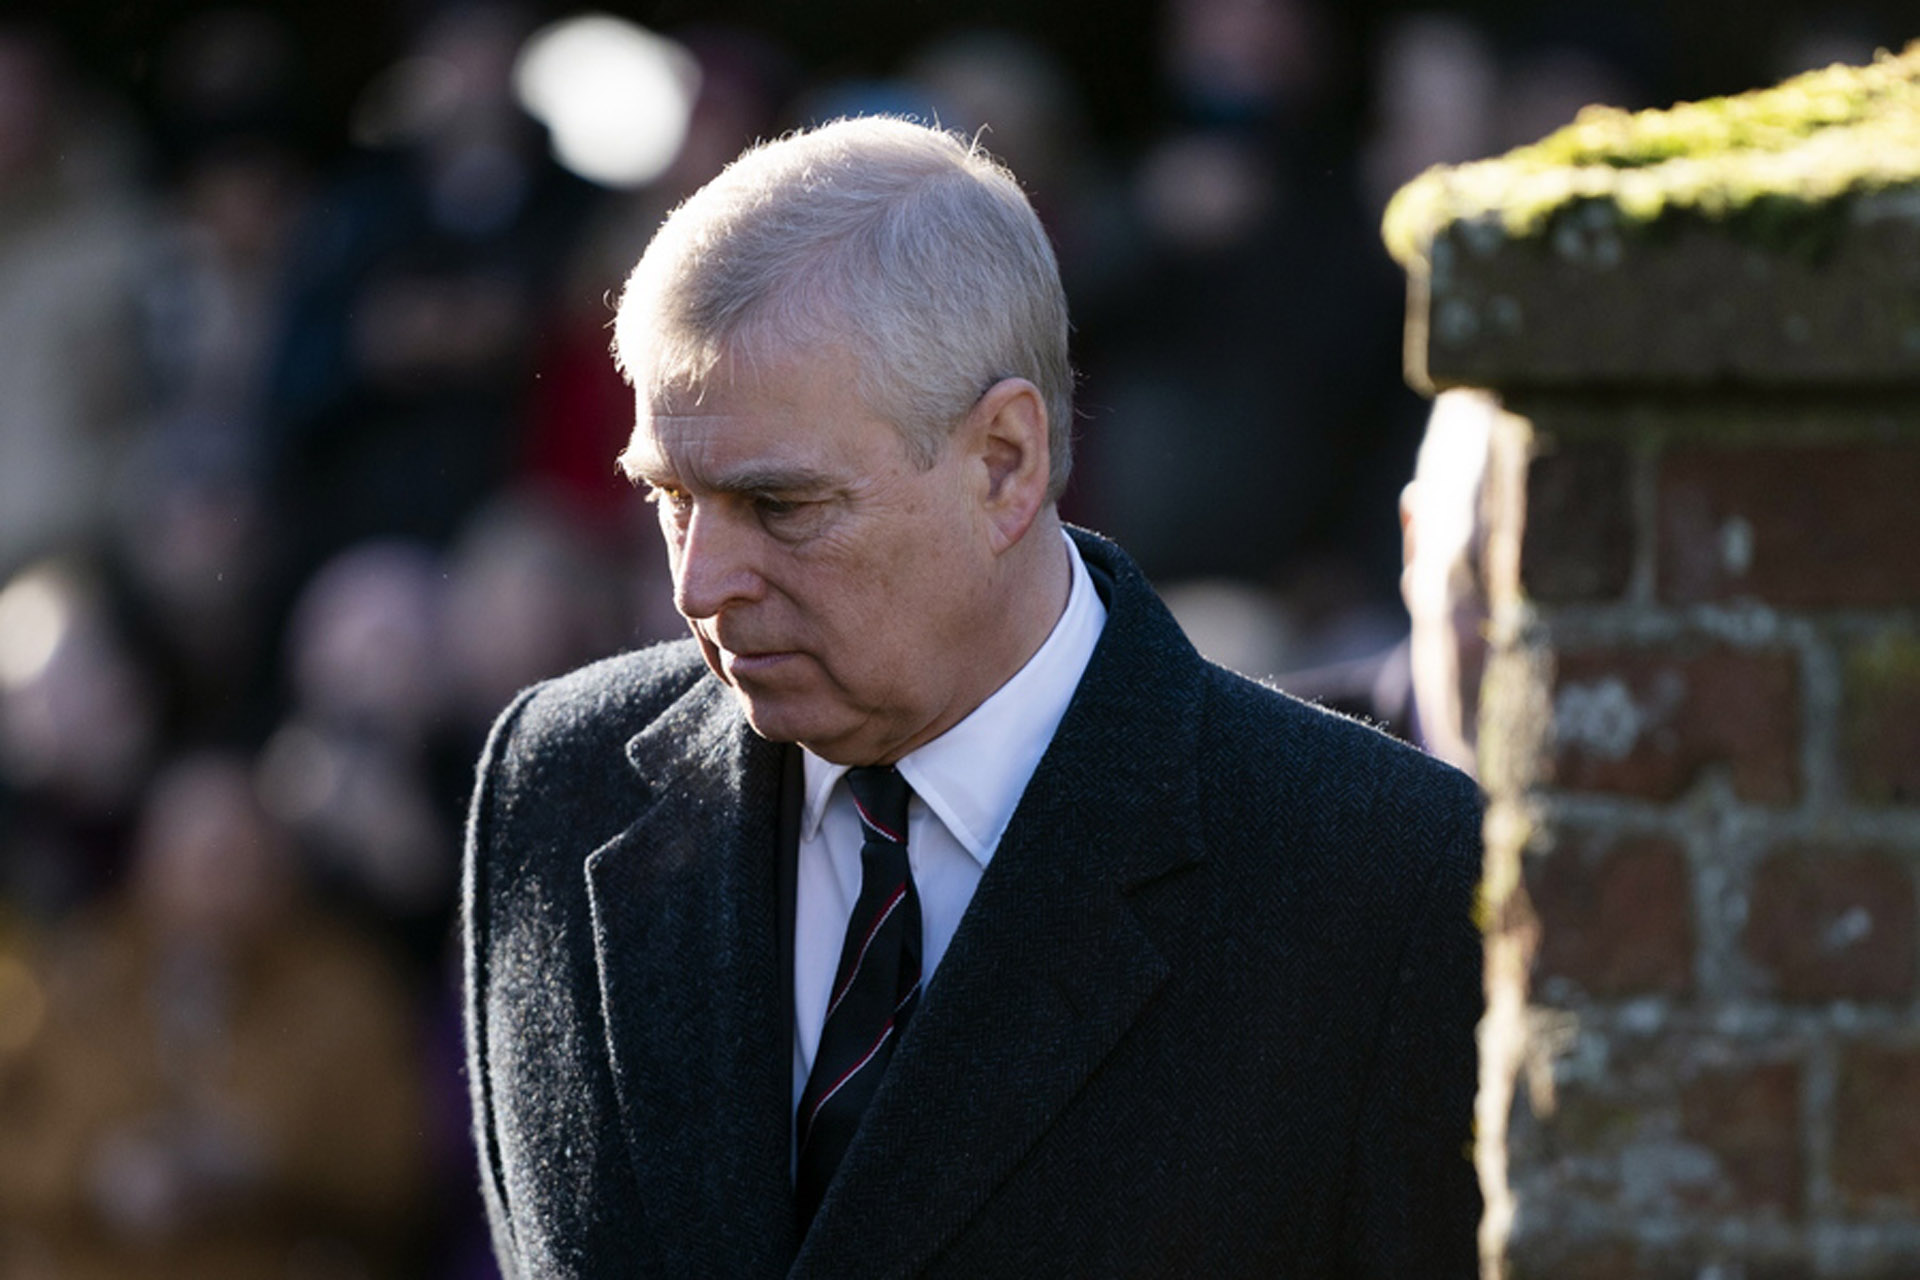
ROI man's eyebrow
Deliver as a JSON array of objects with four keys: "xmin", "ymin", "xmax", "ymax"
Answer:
[
  {"xmin": 696, "ymin": 464, "xmax": 842, "ymax": 496},
  {"xmin": 630, "ymin": 459, "xmax": 842, "ymax": 496}
]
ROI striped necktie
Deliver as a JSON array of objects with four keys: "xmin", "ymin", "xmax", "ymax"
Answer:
[{"xmin": 795, "ymin": 765, "xmax": 923, "ymax": 1226}]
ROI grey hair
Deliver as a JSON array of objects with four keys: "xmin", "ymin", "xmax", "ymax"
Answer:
[{"xmin": 612, "ymin": 116, "xmax": 1075, "ymax": 499}]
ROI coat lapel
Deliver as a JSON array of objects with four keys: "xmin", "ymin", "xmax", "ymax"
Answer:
[
  {"xmin": 793, "ymin": 533, "xmax": 1211, "ymax": 1278},
  {"xmin": 585, "ymin": 676, "xmax": 798, "ymax": 1275}
]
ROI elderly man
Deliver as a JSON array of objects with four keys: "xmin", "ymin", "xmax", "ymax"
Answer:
[{"xmin": 464, "ymin": 117, "xmax": 1483, "ymax": 1278}]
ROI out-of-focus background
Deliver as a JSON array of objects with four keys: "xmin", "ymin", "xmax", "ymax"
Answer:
[{"xmin": 0, "ymin": 1, "xmax": 1909, "ymax": 1275}]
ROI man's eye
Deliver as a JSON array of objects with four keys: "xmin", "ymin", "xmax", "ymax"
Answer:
[{"xmin": 753, "ymin": 494, "xmax": 829, "ymax": 539}]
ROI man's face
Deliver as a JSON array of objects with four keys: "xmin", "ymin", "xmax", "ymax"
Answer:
[{"xmin": 625, "ymin": 347, "xmax": 1001, "ymax": 765}]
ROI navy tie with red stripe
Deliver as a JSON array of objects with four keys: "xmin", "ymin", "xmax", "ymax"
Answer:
[{"xmin": 795, "ymin": 765, "xmax": 923, "ymax": 1226}]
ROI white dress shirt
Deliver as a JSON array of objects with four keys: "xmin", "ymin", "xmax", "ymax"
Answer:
[{"xmin": 792, "ymin": 531, "xmax": 1108, "ymax": 1109}]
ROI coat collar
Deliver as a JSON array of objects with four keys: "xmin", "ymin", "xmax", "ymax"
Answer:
[{"xmin": 587, "ymin": 675, "xmax": 798, "ymax": 1275}]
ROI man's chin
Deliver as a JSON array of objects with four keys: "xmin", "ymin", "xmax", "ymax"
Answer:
[
  {"xmin": 730, "ymin": 689, "xmax": 826, "ymax": 747},
  {"xmin": 729, "ymin": 693, "xmax": 879, "ymax": 765}
]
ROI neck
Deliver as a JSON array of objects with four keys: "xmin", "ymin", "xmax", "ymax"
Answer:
[
  {"xmin": 867, "ymin": 512, "xmax": 1071, "ymax": 767},
  {"xmin": 988, "ymin": 508, "xmax": 1073, "ymax": 686}
]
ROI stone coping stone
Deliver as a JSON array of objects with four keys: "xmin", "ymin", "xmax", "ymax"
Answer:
[{"xmin": 1385, "ymin": 42, "xmax": 1920, "ymax": 390}]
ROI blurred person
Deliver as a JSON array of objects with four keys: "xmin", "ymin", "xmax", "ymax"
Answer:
[
  {"xmin": 122, "ymin": 143, "xmax": 311, "ymax": 740},
  {"xmin": 139, "ymin": 19, "xmax": 313, "ymax": 486},
  {"xmin": 1073, "ymin": 0, "xmax": 1421, "ymax": 629},
  {"xmin": 285, "ymin": 540, "xmax": 445, "ymax": 744},
  {"xmin": 1360, "ymin": 13, "xmax": 1500, "ymax": 214},
  {"xmin": 465, "ymin": 117, "xmax": 1482, "ymax": 1277},
  {"xmin": 441, "ymin": 494, "xmax": 629, "ymax": 737},
  {"xmin": 433, "ymin": 493, "xmax": 637, "ymax": 876},
  {"xmin": 264, "ymin": 528, "xmax": 510, "ymax": 1277},
  {"xmin": 0, "ymin": 558, "xmax": 162, "ymax": 916},
  {"xmin": 265, "ymin": 1, "xmax": 594, "ymax": 581},
  {"xmin": 80, "ymin": 11, "xmax": 325, "ymax": 749},
  {"xmin": 1279, "ymin": 388, "xmax": 1497, "ymax": 772},
  {"xmin": 0, "ymin": 28, "xmax": 151, "ymax": 577},
  {"xmin": 108, "ymin": 442, "xmax": 275, "ymax": 743},
  {"xmin": 1400, "ymin": 389, "xmax": 1497, "ymax": 776},
  {"xmin": 0, "ymin": 751, "xmax": 428, "ymax": 1279},
  {"xmin": 257, "ymin": 541, "xmax": 454, "ymax": 959},
  {"xmin": 1274, "ymin": 387, "xmax": 1497, "ymax": 771}
]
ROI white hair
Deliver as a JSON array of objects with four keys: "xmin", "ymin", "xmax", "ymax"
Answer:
[{"xmin": 612, "ymin": 116, "xmax": 1075, "ymax": 498}]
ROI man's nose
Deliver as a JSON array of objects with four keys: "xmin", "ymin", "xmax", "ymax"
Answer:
[{"xmin": 672, "ymin": 504, "xmax": 762, "ymax": 620}]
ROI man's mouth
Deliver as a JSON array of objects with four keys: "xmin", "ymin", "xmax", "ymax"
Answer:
[
  {"xmin": 701, "ymin": 630, "xmax": 797, "ymax": 680},
  {"xmin": 724, "ymin": 649, "xmax": 795, "ymax": 676}
]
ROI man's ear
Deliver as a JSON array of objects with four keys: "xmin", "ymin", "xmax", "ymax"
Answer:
[{"xmin": 966, "ymin": 377, "xmax": 1052, "ymax": 553}]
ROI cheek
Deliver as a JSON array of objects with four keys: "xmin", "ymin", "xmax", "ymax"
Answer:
[
  {"xmin": 879, "ymin": 555, "xmax": 984, "ymax": 664},
  {"xmin": 795, "ymin": 489, "xmax": 981, "ymax": 662},
  {"xmin": 793, "ymin": 560, "xmax": 922, "ymax": 676}
]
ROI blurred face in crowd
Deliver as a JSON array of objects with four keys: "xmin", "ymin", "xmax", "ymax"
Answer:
[
  {"xmin": 1403, "ymin": 522, "xmax": 1488, "ymax": 776},
  {"xmin": 1401, "ymin": 390, "xmax": 1495, "ymax": 776},
  {"xmin": 625, "ymin": 345, "xmax": 1041, "ymax": 767},
  {"xmin": 137, "ymin": 754, "xmax": 290, "ymax": 941}
]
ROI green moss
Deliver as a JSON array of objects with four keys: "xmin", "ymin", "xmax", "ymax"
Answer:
[
  {"xmin": 1842, "ymin": 632, "xmax": 1920, "ymax": 806},
  {"xmin": 1384, "ymin": 40, "xmax": 1920, "ymax": 268}
]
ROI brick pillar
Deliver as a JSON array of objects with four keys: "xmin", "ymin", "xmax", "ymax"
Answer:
[{"xmin": 1389, "ymin": 47, "xmax": 1920, "ymax": 1278}]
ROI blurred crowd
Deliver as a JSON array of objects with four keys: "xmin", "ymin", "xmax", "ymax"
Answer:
[{"xmin": 0, "ymin": 1, "xmax": 1894, "ymax": 1275}]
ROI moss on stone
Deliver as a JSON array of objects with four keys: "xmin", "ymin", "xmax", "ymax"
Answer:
[
  {"xmin": 1842, "ymin": 632, "xmax": 1920, "ymax": 806},
  {"xmin": 1385, "ymin": 40, "xmax": 1920, "ymax": 268}
]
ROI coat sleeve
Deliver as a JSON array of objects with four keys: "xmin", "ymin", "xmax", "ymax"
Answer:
[
  {"xmin": 1342, "ymin": 781, "xmax": 1485, "ymax": 1278},
  {"xmin": 462, "ymin": 683, "xmax": 542, "ymax": 1280}
]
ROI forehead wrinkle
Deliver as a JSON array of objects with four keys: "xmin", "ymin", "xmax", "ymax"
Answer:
[{"xmin": 631, "ymin": 425, "xmax": 842, "ymax": 497}]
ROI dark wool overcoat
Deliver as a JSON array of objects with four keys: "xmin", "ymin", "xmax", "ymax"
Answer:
[{"xmin": 464, "ymin": 529, "xmax": 1484, "ymax": 1279}]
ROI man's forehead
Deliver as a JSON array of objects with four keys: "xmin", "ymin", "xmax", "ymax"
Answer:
[
  {"xmin": 637, "ymin": 350, "xmax": 822, "ymax": 423},
  {"xmin": 634, "ymin": 384, "xmax": 799, "ymax": 445},
  {"xmin": 629, "ymin": 391, "xmax": 846, "ymax": 491}
]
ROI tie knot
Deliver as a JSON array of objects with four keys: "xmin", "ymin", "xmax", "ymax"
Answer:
[{"xmin": 845, "ymin": 766, "xmax": 910, "ymax": 845}]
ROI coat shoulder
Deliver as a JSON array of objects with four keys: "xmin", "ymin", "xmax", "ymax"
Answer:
[
  {"xmin": 467, "ymin": 639, "xmax": 712, "ymax": 867},
  {"xmin": 492, "ymin": 639, "xmax": 710, "ymax": 767},
  {"xmin": 1196, "ymin": 661, "xmax": 1482, "ymax": 885},
  {"xmin": 1207, "ymin": 662, "xmax": 1476, "ymax": 804}
]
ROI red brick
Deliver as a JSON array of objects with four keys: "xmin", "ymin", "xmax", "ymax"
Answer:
[
  {"xmin": 1659, "ymin": 444, "xmax": 1920, "ymax": 608},
  {"xmin": 1550, "ymin": 646, "xmax": 1799, "ymax": 804},
  {"xmin": 1833, "ymin": 1041, "xmax": 1920, "ymax": 1210},
  {"xmin": 1744, "ymin": 847, "xmax": 1915, "ymax": 1002},
  {"xmin": 1842, "ymin": 634, "xmax": 1920, "ymax": 806},
  {"xmin": 1679, "ymin": 1060, "xmax": 1804, "ymax": 1215},
  {"xmin": 1521, "ymin": 442, "xmax": 1634, "ymax": 603},
  {"xmin": 1527, "ymin": 832, "xmax": 1693, "ymax": 997}
]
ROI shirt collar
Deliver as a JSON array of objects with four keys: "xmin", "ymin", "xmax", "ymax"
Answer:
[{"xmin": 801, "ymin": 530, "xmax": 1107, "ymax": 864}]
